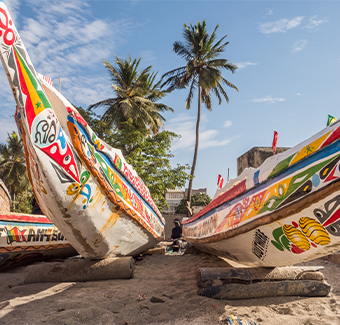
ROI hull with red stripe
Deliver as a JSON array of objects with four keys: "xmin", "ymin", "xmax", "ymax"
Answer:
[
  {"xmin": 183, "ymin": 121, "xmax": 340, "ymax": 266},
  {"xmin": 0, "ymin": 211, "xmax": 77, "ymax": 268}
]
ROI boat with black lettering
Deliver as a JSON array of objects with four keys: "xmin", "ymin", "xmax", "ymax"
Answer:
[
  {"xmin": 183, "ymin": 118, "xmax": 340, "ymax": 267},
  {"xmin": 0, "ymin": 212, "xmax": 77, "ymax": 268},
  {"xmin": 0, "ymin": 2, "xmax": 164, "ymax": 259}
]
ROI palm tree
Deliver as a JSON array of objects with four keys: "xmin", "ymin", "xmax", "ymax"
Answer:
[
  {"xmin": 161, "ymin": 20, "xmax": 238, "ymax": 215},
  {"xmin": 89, "ymin": 55, "xmax": 173, "ymax": 134},
  {"xmin": 0, "ymin": 132, "xmax": 30, "ymax": 202}
]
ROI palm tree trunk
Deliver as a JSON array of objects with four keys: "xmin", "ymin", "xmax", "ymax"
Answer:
[{"xmin": 187, "ymin": 86, "xmax": 201, "ymax": 216}]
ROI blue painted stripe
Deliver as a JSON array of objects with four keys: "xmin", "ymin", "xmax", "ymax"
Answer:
[
  {"xmin": 187, "ymin": 138, "xmax": 340, "ymax": 225},
  {"xmin": 0, "ymin": 221, "xmax": 55, "ymax": 227}
]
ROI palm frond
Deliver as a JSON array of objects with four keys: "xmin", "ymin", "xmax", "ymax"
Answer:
[{"xmin": 185, "ymin": 79, "xmax": 197, "ymax": 110}]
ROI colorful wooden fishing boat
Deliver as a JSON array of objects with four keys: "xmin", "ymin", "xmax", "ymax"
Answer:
[
  {"xmin": 0, "ymin": 2, "xmax": 164, "ymax": 259},
  {"xmin": 0, "ymin": 212, "xmax": 78, "ymax": 268},
  {"xmin": 183, "ymin": 120, "xmax": 340, "ymax": 267}
]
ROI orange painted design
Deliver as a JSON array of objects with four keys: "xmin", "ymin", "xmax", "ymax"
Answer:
[
  {"xmin": 67, "ymin": 121, "xmax": 163, "ymax": 240},
  {"xmin": 0, "ymin": 243, "xmax": 73, "ymax": 253}
]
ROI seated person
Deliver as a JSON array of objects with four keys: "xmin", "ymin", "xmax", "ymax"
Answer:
[
  {"xmin": 170, "ymin": 218, "xmax": 183, "ymax": 250},
  {"xmin": 171, "ymin": 218, "xmax": 182, "ymax": 240}
]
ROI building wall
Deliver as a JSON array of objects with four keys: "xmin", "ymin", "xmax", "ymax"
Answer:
[
  {"xmin": 237, "ymin": 146, "xmax": 290, "ymax": 176},
  {"xmin": 163, "ymin": 190, "xmax": 185, "ymax": 213},
  {"xmin": 184, "ymin": 188, "xmax": 207, "ymax": 196},
  {"xmin": 163, "ymin": 188, "xmax": 207, "ymax": 213}
]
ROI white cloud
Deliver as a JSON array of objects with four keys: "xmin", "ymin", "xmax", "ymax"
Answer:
[
  {"xmin": 224, "ymin": 120, "xmax": 232, "ymax": 128},
  {"xmin": 259, "ymin": 16, "xmax": 304, "ymax": 34},
  {"xmin": 251, "ymin": 96, "xmax": 286, "ymax": 104},
  {"xmin": 235, "ymin": 62, "xmax": 258, "ymax": 69},
  {"xmin": 305, "ymin": 15, "xmax": 327, "ymax": 30},
  {"xmin": 8, "ymin": 0, "xmax": 137, "ymax": 108},
  {"xmin": 165, "ymin": 114, "xmax": 232, "ymax": 152},
  {"xmin": 296, "ymin": 93, "xmax": 303, "ymax": 96},
  {"xmin": 291, "ymin": 39, "xmax": 307, "ymax": 53},
  {"xmin": 4, "ymin": 0, "xmax": 20, "ymax": 22},
  {"xmin": 266, "ymin": 9, "xmax": 273, "ymax": 16}
]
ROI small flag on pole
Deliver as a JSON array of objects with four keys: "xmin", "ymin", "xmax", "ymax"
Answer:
[
  {"xmin": 272, "ymin": 131, "xmax": 278, "ymax": 155},
  {"xmin": 327, "ymin": 115, "xmax": 337, "ymax": 126},
  {"xmin": 217, "ymin": 174, "xmax": 224, "ymax": 189}
]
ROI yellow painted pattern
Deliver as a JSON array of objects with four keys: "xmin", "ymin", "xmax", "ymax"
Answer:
[
  {"xmin": 237, "ymin": 177, "xmax": 292, "ymax": 224},
  {"xmin": 299, "ymin": 217, "xmax": 331, "ymax": 245},
  {"xmin": 283, "ymin": 224, "xmax": 311, "ymax": 251},
  {"xmin": 290, "ymin": 132, "xmax": 331, "ymax": 166},
  {"xmin": 17, "ymin": 55, "xmax": 46, "ymax": 116}
]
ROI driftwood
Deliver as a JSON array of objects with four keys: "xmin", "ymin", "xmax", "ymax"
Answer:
[
  {"xmin": 24, "ymin": 257, "xmax": 135, "ymax": 284},
  {"xmin": 197, "ymin": 266, "xmax": 330, "ymax": 300}
]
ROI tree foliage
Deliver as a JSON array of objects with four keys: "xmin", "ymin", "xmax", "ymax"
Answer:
[
  {"xmin": 89, "ymin": 55, "xmax": 173, "ymax": 134},
  {"xmin": 11, "ymin": 191, "xmax": 34, "ymax": 214},
  {"xmin": 0, "ymin": 132, "xmax": 30, "ymax": 200},
  {"xmin": 175, "ymin": 193, "xmax": 211, "ymax": 214},
  {"xmin": 162, "ymin": 20, "xmax": 238, "ymax": 214}
]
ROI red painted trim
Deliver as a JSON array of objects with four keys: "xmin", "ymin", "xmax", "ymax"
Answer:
[
  {"xmin": 321, "ymin": 125, "xmax": 340, "ymax": 148},
  {"xmin": 0, "ymin": 213, "xmax": 53, "ymax": 224},
  {"xmin": 182, "ymin": 180, "xmax": 247, "ymax": 224}
]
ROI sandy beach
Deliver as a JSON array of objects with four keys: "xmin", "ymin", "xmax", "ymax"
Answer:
[{"xmin": 1, "ymin": 248, "xmax": 340, "ymax": 325}]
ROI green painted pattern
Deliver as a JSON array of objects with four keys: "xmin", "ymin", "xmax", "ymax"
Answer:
[
  {"xmin": 259, "ymin": 155, "xmax": 337, "ymax": 214},
  {"xmin": 268, "ymin": 153, "xmax": 295, "ymax": 179}
]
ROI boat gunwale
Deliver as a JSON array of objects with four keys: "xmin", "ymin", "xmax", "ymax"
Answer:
[
  {"xmin": 184, "ymin": 177, "xmax": 340, "ymax": 244},
  {"xmin": 68, "ymin": 121, "xmax": 165, "ymax": 241},
  {"xmin": 183, "ymin": 136, "xmax": 340, "ymax": 226},
  {"xmin": 74, "ymin": 119, "xmax": 164, "ymax": 225}
]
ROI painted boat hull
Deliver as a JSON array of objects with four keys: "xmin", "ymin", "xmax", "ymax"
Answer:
[
  {"xmin": 0, "ymin": 2, "xmax": 164, "ymax": 259},
  {"xmin": 183, "ymin": 121, "xmax": 340, "ymax": 267},
  {"xmin": 0, "ymin": 212, "xmax": 77, "ymax": 269}
]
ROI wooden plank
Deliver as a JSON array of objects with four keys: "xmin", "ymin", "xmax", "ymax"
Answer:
[
  {"xmin": 200, "ymin": 280, "xmax": 331, "ymax": 300},
  {"xmin": 197, "ymin": 266, "xmax": 324, "ymax": 288}
]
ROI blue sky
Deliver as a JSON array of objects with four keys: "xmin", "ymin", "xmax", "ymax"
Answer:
[{"xmin": 1, "ymin": 0, "xmax": 339, "ymax": 197}]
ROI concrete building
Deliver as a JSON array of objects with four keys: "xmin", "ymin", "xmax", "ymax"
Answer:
[
  {"xmin": 237, "ymin": 146, "xmax": 290, "ymax": 176},
  {"xmin": 163, "ymin": 187, "xmax": 207, "ymax": 213},
  {"xmin": 163, "ymin": 188, "xmax": 185, "ymax": 213}
]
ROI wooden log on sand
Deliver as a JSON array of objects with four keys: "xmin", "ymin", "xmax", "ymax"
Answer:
[
  {"xmin": 197, "ymin": 266, "xmax": 330, "ymax": 299},
  {"xmin": 24, "ymin": 257, "xmax": 135, "ymax": 284},
  {"xmin": 200, "ymin": 281, "xmax": 331, "ymax": 300},
  {"xmin": 197, "ymin": 266, "xmax": 325, "ymax": 288}
]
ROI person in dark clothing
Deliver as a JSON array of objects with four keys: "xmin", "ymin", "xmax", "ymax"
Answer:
[
  {"xmin": 171, "ymin": 218, "xmax": 183, "ymax": 240},
  {"xmin": 170, "ymin": 218, "xmax": 183, "ymax": 251}
]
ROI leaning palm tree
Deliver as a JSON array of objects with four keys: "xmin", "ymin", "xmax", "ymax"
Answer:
[
  {"xmin": 89, "ymin": 55, "xmax": 173, "ymax": 134},
  {"xmin": 162, "ymin": 20, "xmax": 238, "ymax": 215},
  {"xmin": 0, "ymin": 132, "xmax": 30, "ymax": 202}
]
